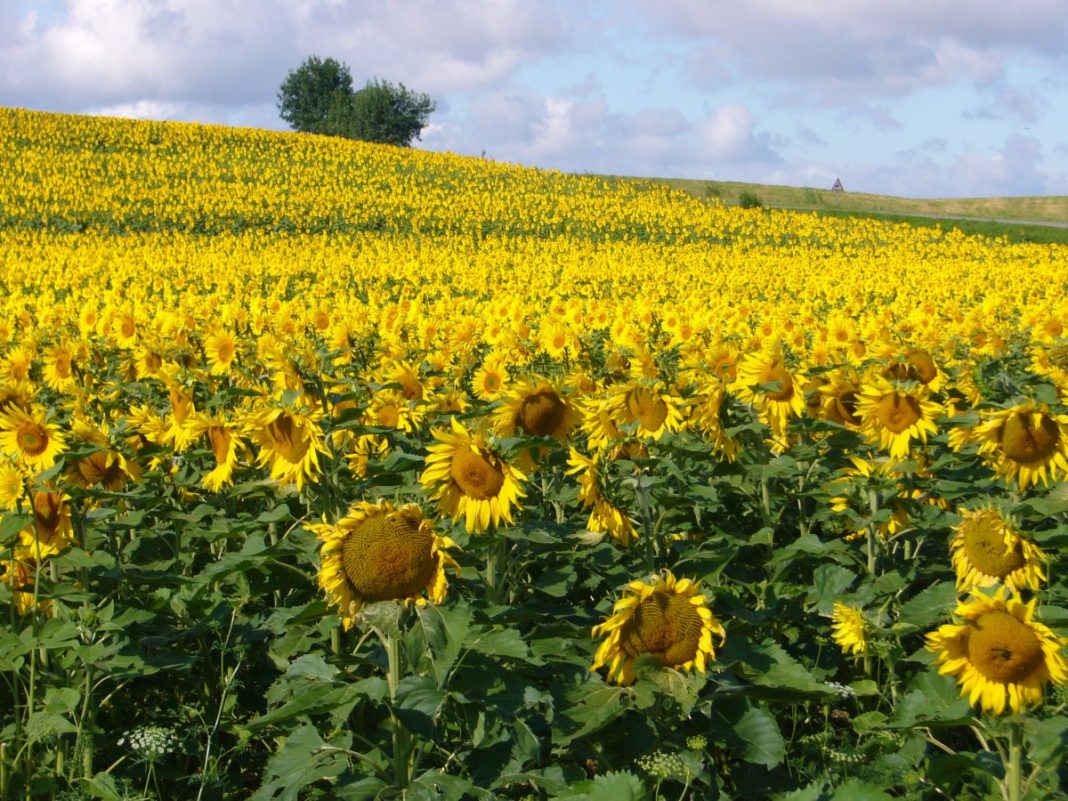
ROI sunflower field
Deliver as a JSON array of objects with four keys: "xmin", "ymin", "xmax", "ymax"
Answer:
[{"xmin": 1, "ymin": 107, "xmax": 1067, "ymax": 801}]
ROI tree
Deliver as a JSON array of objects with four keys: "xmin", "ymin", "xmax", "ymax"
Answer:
[
  {"xmin": 277, "ymin": 56, "xmax": 354, "ymax": 135},
  {"xmin": 343, "ymin": 79, "xmax": 436, "ymax": 147},
  {"xmin": 278, "ymin": 57, "xmax": 435, "ymax": 147}
]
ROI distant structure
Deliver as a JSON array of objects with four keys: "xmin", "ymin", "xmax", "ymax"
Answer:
[{"xmin": 831, "ymin": 177, "xmax": 844, "ymax": 192}]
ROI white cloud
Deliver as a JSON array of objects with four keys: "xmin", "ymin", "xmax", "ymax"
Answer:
[
  {"xmin": 646, "ymin": 0, "xmax": 1067, "ymax": 97},
  {"xmin": 700, "ymin": 105, "xmax": 781, "ymax": 164}
]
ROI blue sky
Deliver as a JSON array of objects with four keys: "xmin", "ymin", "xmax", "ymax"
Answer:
[{"xmin": 3, "ymin": 0, "xmax": 1066, "ymax": 197}]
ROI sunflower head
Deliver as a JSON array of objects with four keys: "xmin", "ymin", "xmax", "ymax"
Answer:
[
  {"xmin": 496, "ymin": 378, "xmax": 579, "ymax": 443},
  {"xmin": 950, "ymin": 507, "xmax": 1046, "ymax": 592},
  {"xmin": 308, "ymin": 501, "xmax": 458, "ymax": 629},
  {"xmin": 926, "ymin": 586, "xmax": 1068, "ymax": 715},
  {"xmin": 592, "ymin": 572, "xmax": 725, "ymax": 686},
  {"xmin": 975, "ymin": 403, "xmax": 1068, "ymax": 490},
  {"xmin": 421, "ymin": 417, "xmax": 525, "ymax": 533},
  {"xmin": 831, "ymin": 602, "xmax": 869, "ymax": 656},
  {"xmin": 855, "ymin": 378, "xmax": 941, "ymax": 458},
  {"xmin": 0, "ymin": 404, "xmax": 66, "ymax": 472}
]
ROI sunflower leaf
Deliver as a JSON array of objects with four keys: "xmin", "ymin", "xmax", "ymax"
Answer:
[
  {"xmin": 733, "ymin": 706, "xmax": 785, "ymax": 767},
  {"xmin": 898, "ymin": 581, "xmax": 957, "ymax": 629}
]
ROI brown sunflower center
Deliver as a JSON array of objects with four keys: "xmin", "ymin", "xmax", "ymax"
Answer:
[
  {"xmin": 266, "ymin": 414, "xmax": 309, "ymax": 464},
  {"xmin": 967, "ymin": 610, "xmax": 1045, "ymax": 684},
  {"xmin": 519, "ymin": 389, "xmax": 567, "ymax": 437},
  {"xmin": 999, "ymin": 413, "xmax": 1059, "ymax": 465},
  {"xmin": 960, "ymin": 514, "xmax": 1026, "ymax": 578},
  {"xmin": 875, "ymin": 393, "xmax": 921, "ymax": 434},
  {"xmin": 482, "ymin": 373, "xmax": 501, "ymax": 392},
  {"xmin": 16, "ymin": 423, "xmax": 49, "ymax": 457},
  {"xmin": 621, "ymin": 591, "xmax": 704, "ymax": 668},
  {"xmin": 53, "ymin": 354, "xmax": 72, "ymax": 378},
  {"xmin": 216, "ymin": 340, "xmax": 235, "ymax": 363},
  {"xmin": 77, "ymin": 451, "xmax": 126, "ymax": 489},
  {"xmin": 761, "ymin": 362, "xmax": 794, "ymax": 402},
  {"xmin": 208, "ymin": 427, "xmax": 231, "ymax": 463},
  {"xmin": 339, "ymin": 511, "xmax": 437, "ymax": 601},
  {"xmin": 450, "ymin": 448, "xmax": 505, "ymax": 500},
  {"xmin": 376, "ymin": 404, "xmax": 401, "ymax": 428},
  {"xmin": 32, "ymin": 492, "xmax": 64, "ymax": 538},
  {"xmin": 626, "ymin": 387, "xmax": 668, "ymax": 431}
]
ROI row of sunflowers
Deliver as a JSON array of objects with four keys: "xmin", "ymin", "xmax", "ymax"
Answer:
[{"xmin": 1, "ymin": 107, "xmax": 1066, "ymax": 800}]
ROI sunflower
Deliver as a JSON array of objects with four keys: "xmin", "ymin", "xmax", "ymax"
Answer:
[
  {"xmin": 421, "ymin": 417, "xmax": 526, "ymax": 533},
  {"xmin": 41, "ymin": 344, "xmax": 76, "ymax": 392},
  {"xmin": 610, "ymin": 382, "xmax": 684, "ymax": 441},
  {"xmin": 973, "ymin": 402, "xmax": 1068, "ymax": 490},
  {"xmin": 926, "ymin": 587, "xmax": 1068, "ymax": 715},
  {"xmin": 950, "ymin": 507, "xmax": 1046, "ymax": 592},
  {"xmin": 731, "ymin": 348, "xmax": 805, "ymax": 438},
  {"xmin": 831, "ymin": 602, "xmax": 869, "ymax": 656},
  {"xmin": 580, "ymin": 399, "xmax": 627, "ymax": 452},
  {"xmin": 472, "ymin": 357, "xmax": 509, "ymax": 400},
  {"xmin": 0, "ymin": 462, "xmax": 24, "ymax": 508},
  {"xmin": 686, "ymin": 385, "xmax": 741, "ymax": 461},
  {"xmin": 0, "ymin": 404, "xmax": 66, "ymax": 471},
  {"xmin": 592, "ymin": 571, "xmax": 726, "ymax": 686},
  {"xmin": 185, "ymin": 413, "xmax": 243, "ymax": 492},
  {"xmin": 855, "ymin": 377, "xmax": 941, "ymax": 458},
  {"xmin": 0, "ymin": 547, "xmax": 46, "ymax": 615},
  {"xmin": 884, "ymin": 347, "xmax": 945, "ymax": 392},
  {"xmin": 566, "ymin": 448, "xmax": 638, "ymax": 545},
  {"xmin": 204, "ymin": 330, "xmax": 238, "ymax": 375},
  {"xmin": 307, "ymin": 500, "xmax": 459, "ymax": 629},
  {"xmin": 248, "ymin": 404, "xmax": 328, "ymax": 490},
  {"xmin": 819, "ymin": 373, "xmax": 863, "ymax": 428},
  {"xmin": 496, "ymin": 377, "xmax": 580, "ymax": 442},
  {"xmin": 19, "ymin": 490, "xmax": 74, "ymax": 558}
]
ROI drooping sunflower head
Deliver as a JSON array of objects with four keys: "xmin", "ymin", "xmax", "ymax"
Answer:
[
  {"xmin": 592, "ymin": 572, "xmax": 725, "ymax": 686},
  {"xmin": 819, "ymin": 373, "xmax": 863, "ymax": 427},
  {"xmin": 308, "ymin": 501, "xmax": 459, "ymax": 629},
  {"xmin": 496, "ymin": 378, "xmax": 580, "ymax": 443},
  {"xmin": 249, "ymin": 403, "xmax": 327, "ymax": 490},
  {"xmin": 884, "ymin": 347, "xmax": 944, "ymax": 390},
  {"xmin": 610, "ymin": 382, "xmax": 683, "ymax": 441},
  {"xmin": 975, "ymin": 402, "xmax": 1068, "ymax": 490},
  {"xmin": 420, "ymin": 417, "xmax": 525, "ymax": 533},
  {"xmin": 950, "ymin": 506, "xmax": 1046, "ymax": 592},
  {"xmin": 565, "ymin": 447, "xmax": 638, "ymax": 546},
  {"xmin": 926, "ymin": 586, "xmax": 1068, "ymax": 715}
]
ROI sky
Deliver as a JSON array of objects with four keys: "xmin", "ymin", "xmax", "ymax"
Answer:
[{"xmin": 2, "ymin": 0, "xmax": 1067, "ymax": 198}]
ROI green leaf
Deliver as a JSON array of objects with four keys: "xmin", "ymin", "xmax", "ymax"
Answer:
[
  {"xmin": 554, "ymin": 684, "xmax": 627, "ymax": 746},
  {"xmin": 467, "ymin": 626, "xmax": 534, "ymax": 662},
  {"xmin": 251, "ymin": 724, "xmax": 350, "ymax": 801},
  {"xmin": 734, "ymin": 706, "xmax": 785, "ymax": 768},
  {"xmin": 416, "ymin": 601, "xmax": 470, "ymax": 686},
  {"xmin": 0, "ymin": 512, "xmax": 32, "ymax": 544},
  {"xmin": 828, "ymin": 778, "xmax": 893, "ymax": 801},
  {"xmin": 395, "ymin": 676, "xmax": 448, "ymax": 737},
  {"xmin": 805, "ymin": 564, "xmax": 857, "ymax": 613},
  {"xmin": 25, "ymin": 711, "xmax": 78, "ymax": 743},
  {"xmin": 898, "ymin": 581, "xmax": 957, "ymax": 629},
  {"xmin": 588, "ymin": 771, "xmax": 648, "ymax": 801}
]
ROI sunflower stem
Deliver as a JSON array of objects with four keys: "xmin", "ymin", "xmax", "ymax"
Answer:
[
  {"xmin": 484, "ymin": 526, "xmax": 507, "ymax": 604},
  {"xmin": 384, "ymin": 633, "xmax": 411, "ymax": 788},
  {"xmin": 1006, "ymin": 720, "xmax": 1024, "ymax": 801}
]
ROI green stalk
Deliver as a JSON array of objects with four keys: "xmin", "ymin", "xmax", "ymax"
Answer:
[
  {"xmin": 1006, "ymin": 721, "xmax": 1023, "ymax": 801},
  {"xmin": 866, "ymin": 490, "xmax": 879, "ymax": 576},
  {"xmin": 483, "ymin": 525, "xmax": 506, "ymax": 604},
  {"xmin": 384, "ymin": 633, "xmax": 411, "ymax": 788}
]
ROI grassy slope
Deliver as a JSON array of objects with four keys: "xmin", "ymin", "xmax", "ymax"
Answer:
[
  {"xmin": 642, "ymin": 177, "xmax": 1068, "ymax": 223},
  {"xmin": 595, "ymin": 175, "xmax": 1068, "ymax": 245}
]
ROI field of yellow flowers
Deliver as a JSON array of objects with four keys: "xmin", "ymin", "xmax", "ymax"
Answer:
[{"xmin": 1, "ymin": 106, "xmax": 1067, "ymax": 801}]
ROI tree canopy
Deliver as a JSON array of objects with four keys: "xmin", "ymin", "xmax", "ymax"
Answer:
[{"xmin": 278, "ymin": 57, "xmax": 435, "ymax": 147}]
